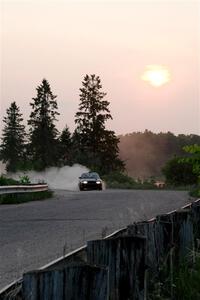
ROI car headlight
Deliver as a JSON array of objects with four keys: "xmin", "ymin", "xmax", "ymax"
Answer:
[
  {"xmin": 83, "ymin": 181, "xmax": 88, "ymax": 184},
  {"xmin": 96, "ymin": 181, "xmax": 101, "ymax": 184}
]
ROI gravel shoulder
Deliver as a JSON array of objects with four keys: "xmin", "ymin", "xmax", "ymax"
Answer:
[{"xmin": 0, "ymin": 189, "xmax": 190, "ymax": 290}]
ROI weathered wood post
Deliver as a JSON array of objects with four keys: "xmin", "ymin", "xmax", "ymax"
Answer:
[
  {"xmin": 127, "ymin": 220, "xmax": 158, "ymax": 272},
  {"xmin": 173, "ymin": 210, "xmax": 194, "ymax": 259},
  {"xmin": 191, "ymin": 202, "xmax": 200, "ymax": 251},
  {"xmin": 87, "ymin": 236, "xmax": 146, "ymax": 300},
  {"xmin": 156, "ymin": 213, "xmax": 174, "ymax": 265},
  {"xmin": 23, "ymin": 269, "xmax": 64, "ymax": 300},
  {"xmin": 64, "ymin": 264, "xmax": 107, "ymax": 300},
  {"xmin": 156, "ymin": 210, "xmax": 194, "ymax": 299},
  {"xmin": 157, "ymin": 210, "xmax": 194, "ymax": 263},
  {"xmin": 22, "ymin": 264, "xmax": 108, "ymax": 300}
]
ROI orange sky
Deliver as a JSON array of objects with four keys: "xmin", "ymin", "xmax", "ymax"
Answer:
[{"xmin": 1, "ymin": 0, "xmax": 200, "ymax": 135}]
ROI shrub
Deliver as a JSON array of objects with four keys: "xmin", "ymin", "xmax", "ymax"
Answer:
[
  {"xmin": 0, "ymin": 175, "xmax": 20, "ymax": 186},
  {"xmin": 162, "ymin": 157, "xmax": 198, "ymax": 186},
  {"xmin": 19, "ymin": 175, "xmax": 31, "ymax": 184},
  {"xmin": 103, "ymin": 172, "xmax": 156, "ymax": 189}
]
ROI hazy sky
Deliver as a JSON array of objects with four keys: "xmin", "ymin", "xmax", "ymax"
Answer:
[{"xmin": 1, "ymin": 0, "xmax": 200, "ymax": 135}]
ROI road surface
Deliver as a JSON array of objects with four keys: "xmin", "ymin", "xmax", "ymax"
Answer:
[{"xmin": 0, "ymin": 189, "xmax": 190, "ymax": 290}]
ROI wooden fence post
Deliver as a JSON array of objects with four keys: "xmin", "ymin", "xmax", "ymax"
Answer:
[
  {"xmin": 23, "ymin": 271, "xmax": 39, "ymax": 300},
  {"xmin": 22, "ymin": 264, "xmax": 107, "ymax": 300},
  {"xmin": 191, "ymin": 202, "xmax": 200, "ymax": 250},
  {"xmin": 127, "ymin": 220, "xmax": 158, "ymax": 272},
  {"xmin": 157, "ymin": 210, "xmax": 194, "ymax": 264},
  {"xmin": 64, "ymin": 264, "xmax": 107, "ymax": 300},
  {"xmin": 87, "ymin": 236, "xmax": 146, "ymax": 300},
  {"xmin": 173, "ymin": 210, "xmax": 194, "ymax": 259},
  {"xmin": 23, "ymin": 269, "xmax": 64, "ymax": 300}
]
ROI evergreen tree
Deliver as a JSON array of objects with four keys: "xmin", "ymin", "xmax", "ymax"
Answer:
[
  {"xmin": 0, "ymin": 102, "xmax": 26, "ymax": 172},
  {"xmin": 74, "ymin": 74, "xmax": 124, "ymax": 174},
  {"xmin": 100, "ymin": 130, "xmax": 125, "ymax": 174},
  {"xmin": 28, "ymin": 79, "xmax": 59, "ymax": 170},
  {"xmin": 58, "ymin": 125, "xmax": 73, "ymax": 165}
]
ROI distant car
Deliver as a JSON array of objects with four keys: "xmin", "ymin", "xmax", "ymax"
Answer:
[{"xmin": 79, "ymin": 172, "xmax": 103, "ymax": 191}]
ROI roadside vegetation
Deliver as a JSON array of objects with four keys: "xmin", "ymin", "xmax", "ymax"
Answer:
[
  {"xmin": 173, "ymin": 257, "xmax": 200, "ymax": 300},
  {"xmin": 0, "ymin": 190, "xmax": 53, "ymax": 204},
  {"xmin": 0, "ymin": 175, "xmax": 19, "ymax": 186},
  {"xmin": 103, "ymin": 172, "xmax": 157, "ymax": 189},
  {"xmin": 161, "ymin": 144, "xmax": 200, "ymax": 197},
  {"xmin": 149, "ymin": 254, "xmax": 200, "ymax": 300}
]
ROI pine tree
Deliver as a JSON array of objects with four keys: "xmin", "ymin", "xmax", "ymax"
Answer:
[
  {"xmin": 74, "ymin": 74, "xmax": 124, "ymax": 173},
  {"xmin": 100, "ymin": 130, "xmax": 125, "ymax": 174},
  {"xmin": 28, "ymin": 79, "xmax": 59, "ymax": 170},
  {"xmin": 0, "ymin": 102, "xmax": 26, "ymax": 172},
  {"xmin": 58, "ymin": 125, "xmax": 73, "ymax": 165}
]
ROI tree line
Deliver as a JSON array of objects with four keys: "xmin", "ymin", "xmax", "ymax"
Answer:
[{"xmin": 0, "ymin": 75, "xmax": 124, "ymax": 174}]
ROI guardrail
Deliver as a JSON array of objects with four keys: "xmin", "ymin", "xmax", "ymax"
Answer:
[{"xmin": 0, "ymin": 184, "xmax": 48, "ymax": 195}]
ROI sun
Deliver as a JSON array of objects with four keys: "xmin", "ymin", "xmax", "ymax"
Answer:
[{"xmin": 141, "ymin": 65, "xmax": 171, "ymax": 87}]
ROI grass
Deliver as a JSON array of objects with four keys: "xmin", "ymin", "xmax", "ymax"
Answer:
[
  {"xmin": 173, "ymin": 258, "xmax": 200, "ymax": 300},
  {"xmin": 0, "ymin": 190, "xmax": 53, "ymax": 204},
  {"xmin": 149, "ymin": 254, "xmax": 200, "ymax": 300}
]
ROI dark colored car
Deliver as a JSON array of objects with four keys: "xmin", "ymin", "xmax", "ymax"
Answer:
[{"xmin": 79, "ymin": 172, "xmax": 103, "ymax": 191}]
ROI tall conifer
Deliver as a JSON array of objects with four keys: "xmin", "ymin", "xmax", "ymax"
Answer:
[
  {"xmin": 0, "ymin": 102, "xmax": 26, "ymax": 172},
  {"xmin": 28, "ymin": 79, "xmax": 59, "ymax": 170},
  {"xmin": 74, "ymin": 74, "xmax": 124, "ymax": 173},
  {"xmin": 59, "ymin": 125, "xmax": 73, "ymax": 165}
]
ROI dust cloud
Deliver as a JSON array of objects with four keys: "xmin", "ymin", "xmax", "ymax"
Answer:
[
  {"xmin": 9, "ymin": 164, "xmax": 89, "ymax": 191},
  {"xmin": 0, "ymin": 162, "xmax": 6, "ymax": 175}
]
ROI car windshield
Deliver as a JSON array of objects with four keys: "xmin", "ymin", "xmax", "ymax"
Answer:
[{"xmin": 80, "ymin": 172, "xmax": 100, "ymax": 180}]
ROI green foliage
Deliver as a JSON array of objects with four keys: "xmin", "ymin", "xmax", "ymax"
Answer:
[
  {"xmin": 0, "ymin": 190, "xmax": 53, "ymax": 204},
  {"xmin": 103, "ymin": 172, "xmax": 156, "ymax": 189},
  {"xmin": 0, "ymin": 102, "xmax": 27, "ymax": 172},
  {"xmin": 74, "ymin": 74, "xmax": 124, "ymax": 174},
  {"xmin": 162, "ymin": 157, "xmax": 198, "ymax": 186},
  {"xmin": 28, "ymin": 79, "xmax": 60, "ymax": 170},
  {"xmin": 0, "ymin": 175, "xmax": 20, "ymax": 186},
  {"xmin": 173, "ymin": 258, "xmax": 200, "ymax": 299},
  {"xmin": 19, "ymin": 175, "xmax": 31, "ymax": 184},
  {"xmin": 103, "ymin": 172, "xmax": 135, "ymax": 185},
  {"xmin": 182, "ymin": 144, "xmax": 200, "ymax": 179},
  {"xmin": 150, "ymin": 255, "xmax": 200, "ymax": 300}
]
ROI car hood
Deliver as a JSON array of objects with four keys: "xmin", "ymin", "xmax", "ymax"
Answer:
[{"xmin": 80, "ymin": 178, "xmax": 101, "ymax": 182}]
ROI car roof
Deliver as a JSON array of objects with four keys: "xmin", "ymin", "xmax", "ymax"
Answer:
[{"xmin": 80, "ymin": 172, "xmax": 100, "ymax": 179}]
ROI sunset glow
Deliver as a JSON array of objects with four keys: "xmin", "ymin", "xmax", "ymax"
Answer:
[
  {"xmin": 141, "ymin": 65, "xmax": 171, "ymax": 87},
  {"xmin": 1, "ymin": 0, "xmax": 199, "ymax": 135}
]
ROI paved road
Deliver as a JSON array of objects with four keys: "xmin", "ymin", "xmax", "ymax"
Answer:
[{"xmin": 0, "ymin": 189, "xmax": 190, "ymax": 290}]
